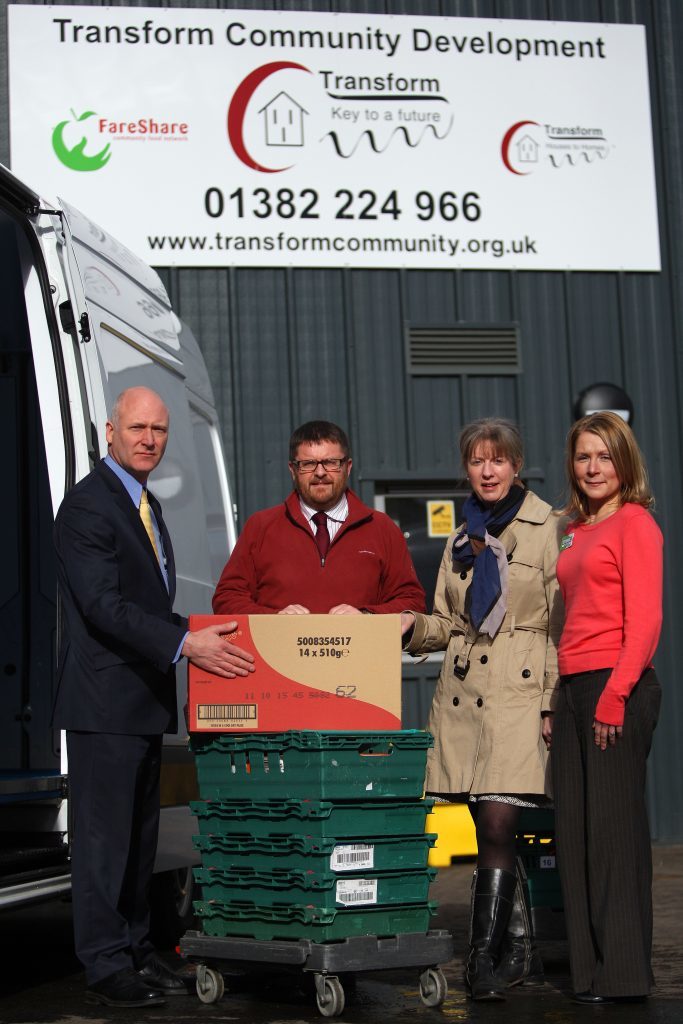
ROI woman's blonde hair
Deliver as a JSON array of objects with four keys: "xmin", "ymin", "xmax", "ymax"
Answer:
[
  {"xmin": 459, "ymin": 418, "xmax": 524, "ymax": 473},
  {"xmin": 564, "ymin": 411, "xmax": 654, "ymax": 520}
]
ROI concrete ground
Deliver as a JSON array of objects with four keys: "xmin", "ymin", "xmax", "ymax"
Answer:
[{"xmin": 0, "ymin": 845, "xmax": 680, "ymax": 1022}]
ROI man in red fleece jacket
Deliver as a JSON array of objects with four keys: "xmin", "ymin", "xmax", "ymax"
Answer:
[{"xmin": 213, "ymin": 421, "xmax": 425, "ymax": 616}]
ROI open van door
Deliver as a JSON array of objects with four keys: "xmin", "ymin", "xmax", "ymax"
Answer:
[
  {"xmin": 1, "ymin": 169, "xmax": 75, "ymax": 907},
  {"xmin": 0, "ymin": 164, "xmax": 235, "ymax": 933}
]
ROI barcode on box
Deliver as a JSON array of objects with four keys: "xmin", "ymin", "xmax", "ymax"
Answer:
[
  {"xmin": 336, "ymin": 878, "xmax": 378, "ymax": 906},
  {"xmin": 197, "ymin": 704, "xmax": 257, "ymax": 721},
  {"xmin": 330, "ymin": 843, "xmax": 374, "ymax": 872}
]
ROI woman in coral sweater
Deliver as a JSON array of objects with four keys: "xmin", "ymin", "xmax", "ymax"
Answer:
[{"xmin": 552, "ymin": 411, "xmax": 663, "ymax": 1004}]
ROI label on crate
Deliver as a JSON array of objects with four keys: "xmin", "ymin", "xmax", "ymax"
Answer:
[
  {"xmin": 335, "ymin": 878, "xmax": 378, "ymax": 906},
  {"xmin": 540, "ymin": 855, "xmax": 556, "ymax": 869},
  {"xmin": 330, "ymin": 843, "xmax": 375, "ymax": 872}
]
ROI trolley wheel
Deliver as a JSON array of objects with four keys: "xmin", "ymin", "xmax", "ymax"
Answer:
[
  {"xmin": 419, "ymin": 967, "xmax": 448, "ymax": 1007},
  {"xmin": 195, "ymin": 964, "xmax": 225, "ymax": 1004},
  {"xmin": 315, "ymin": 974, "xmax": 345, "ymax": 1017}
]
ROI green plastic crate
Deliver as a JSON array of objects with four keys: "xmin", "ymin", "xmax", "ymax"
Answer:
[
  {"xmin": 194, "ymin": 898, "xmax": 437, "ymax": 941},
  {"xmin": 516, "ymin": 810, "xmax": 563, "ymax": 911},
  {"xmin": 191, "ymin": 797, "xmax": 434, "ymax": 839},
  {"xmin": 194, "ymin": 865, "xmax": 436, "ymax": 908},
  {"xmin": 517, "ymin": 808, "xmax": 555, "ymax": 835},
  {"xmin": 518, "ymin": 844, "xmax": 562, "ymax": 909},
  {"xmin": 193, "ymin": 831, "xmax": 436, "ymax": 873},
  {"xmin": 190, "ymin": 730, "xmax": 433, "ymax": 801}
]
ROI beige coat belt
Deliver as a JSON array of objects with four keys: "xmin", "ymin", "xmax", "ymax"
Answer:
[
  {"xmin": 451, "ymin": 617, "xmax": 547, "ymax": 677},
  {"xmin": 450, "ymin": 616, "xmax": 547, "ymax": 644}
]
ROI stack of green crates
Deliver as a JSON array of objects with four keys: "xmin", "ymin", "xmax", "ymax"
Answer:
[
  {"xmin": 516, "ymin": 808, "xmax": 565, "ymax": 940},
  {"xmin": 190, "ymin": 730, "xmax": 438, "ymax": 942}
]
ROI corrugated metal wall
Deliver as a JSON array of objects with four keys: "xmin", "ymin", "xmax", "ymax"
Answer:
[{"xmin": 2, "ymin": 0, "xmax": 682, "ymax": 840}]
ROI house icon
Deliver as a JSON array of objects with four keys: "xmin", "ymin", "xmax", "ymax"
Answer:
[
  {"xmin": 516, "ymin": 135, "xmax": 539, "ymax": 163},
  {"xmin": 259, "ymin": 91, "xmax": 308, "ymax": 147}
]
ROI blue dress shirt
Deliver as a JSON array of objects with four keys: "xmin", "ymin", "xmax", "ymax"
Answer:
[{"xmin": 103, "ymin": 455, "xmax": 186, "ymax": 662}]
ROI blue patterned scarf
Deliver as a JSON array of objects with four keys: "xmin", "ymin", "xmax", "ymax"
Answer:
[{"xmin": 453, "ymin": 485, "xmax": 526, "ymax": 635}]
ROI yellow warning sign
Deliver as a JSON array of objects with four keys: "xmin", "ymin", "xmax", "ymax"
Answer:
[{"xmin": 427, "ymin": 500, "xmax": 456, "ymax": 538}]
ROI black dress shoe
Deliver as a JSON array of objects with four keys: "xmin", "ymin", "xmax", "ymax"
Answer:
[
  {"xmin": 138, "ymin": 953, "xmax": 191, "ymax": 995},
  {"xmin": 573, "ymin": 991, "xmax": 615, "ymax": 1004},
  {"xmin": 85, "ymin": 966, "xmax": 166, "ymax": 1007}
]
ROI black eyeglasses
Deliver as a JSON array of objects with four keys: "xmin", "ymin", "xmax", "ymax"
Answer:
[{"xmin": 291, "ymin": 458, "xmax": 348, "ymax": 473}]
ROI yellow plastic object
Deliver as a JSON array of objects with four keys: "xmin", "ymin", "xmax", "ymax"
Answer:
[{"xmin": 426, "ymin": 803, "xmax": 478, "ymax": 865}]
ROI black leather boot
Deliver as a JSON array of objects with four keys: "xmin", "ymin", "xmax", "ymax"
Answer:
[
  {"xmin": 464, "ymin": 867, "xmax": 517, "ymax": 1001},
  {"xmin": 494, "ymin": 859, "xmax": 545, "ymax": 987}
]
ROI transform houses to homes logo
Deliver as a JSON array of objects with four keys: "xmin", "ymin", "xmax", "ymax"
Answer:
[
  {"xmin": 51, "ymin": 108, "xmax": 190, "ymax": 171},
  {"xmin": 501, "ymin": 119, "xmax": 610, "ymax": 174}
]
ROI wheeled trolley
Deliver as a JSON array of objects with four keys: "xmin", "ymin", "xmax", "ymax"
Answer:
[{"xmin": 180, "ymin": 928, "xmax": 453, "ymax": 1017}]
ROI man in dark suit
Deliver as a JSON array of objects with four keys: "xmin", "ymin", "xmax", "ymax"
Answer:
[{"xmin": 53, "ymin": 386, "xmax": 255, "ymax": 1008}]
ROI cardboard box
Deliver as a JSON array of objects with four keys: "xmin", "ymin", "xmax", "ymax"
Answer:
[{"xmin": 188, "ymin": 614, "xmax": 402, "ymax": 732}]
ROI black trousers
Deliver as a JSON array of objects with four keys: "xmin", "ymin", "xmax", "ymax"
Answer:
[
  {"xmin": 67, "ymin": 731, "xmax": 162, "ymax": 984},
  {"xmin": 551, "ymin": 669, "xmax": 661, "ymax": 997}
]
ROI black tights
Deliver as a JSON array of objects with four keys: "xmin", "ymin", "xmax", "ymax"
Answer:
[{"xmin": 469, "ymin": 800, "xmax": 521, "ymax": 874}]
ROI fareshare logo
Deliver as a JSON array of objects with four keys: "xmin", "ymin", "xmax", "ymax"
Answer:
[{"xmin": 52, "ymin": 109, "xmax": 111, "ymax": 172}]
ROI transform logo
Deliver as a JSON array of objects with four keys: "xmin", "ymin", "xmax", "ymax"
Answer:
[{"xmin": 227, "ymin": 61, "xmax": 453, "ymax": 173}]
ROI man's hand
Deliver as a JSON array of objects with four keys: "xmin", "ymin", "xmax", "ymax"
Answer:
[
  {"xmin": 182, "ymin": 623, "xmax": 255, "ymax": 678},
  {"xmin": 278, "ymin": 604, "xmax": 311, "ymax": 615},
  {"xmin": 328, "ymin": 604, "xmax": 362, "ymax": 615}
]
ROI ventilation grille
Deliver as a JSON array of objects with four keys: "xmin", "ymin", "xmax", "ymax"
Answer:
[{"xmin": 407, "ymin": 325, "xmax": 521, "ymax": 376}]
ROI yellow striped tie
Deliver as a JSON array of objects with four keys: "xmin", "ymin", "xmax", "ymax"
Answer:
[{"xmin": 139, "ymin": 489, "xmax": 161, "ymax": 564}]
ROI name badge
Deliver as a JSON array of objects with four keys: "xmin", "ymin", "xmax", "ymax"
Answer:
[{"xmin": 560, "ymin": 533, "xmax": 574, "ymax": 551}]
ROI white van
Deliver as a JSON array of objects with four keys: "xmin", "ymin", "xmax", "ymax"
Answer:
[{"xmin": 0, "ymin": 163, "xmax": 236, "ymax": 940}]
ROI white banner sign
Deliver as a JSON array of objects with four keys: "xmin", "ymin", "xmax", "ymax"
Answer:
[{"xmin": 8, "ymin": 5, "xmax": 660, "ymax": 270}]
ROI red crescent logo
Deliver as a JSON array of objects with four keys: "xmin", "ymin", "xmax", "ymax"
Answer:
[
  {"xmin": 501, "ymin": 120, "xmax": 539, "ymax": 176},
  {"xmin": 228, "ymin": 61, "xmax": 311, "ymax": 173}
]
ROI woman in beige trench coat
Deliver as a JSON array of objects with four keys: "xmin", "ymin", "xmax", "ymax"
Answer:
[{"xmin": 402, "ymin": 418, "xmax": 564, "ymax": 1002}]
